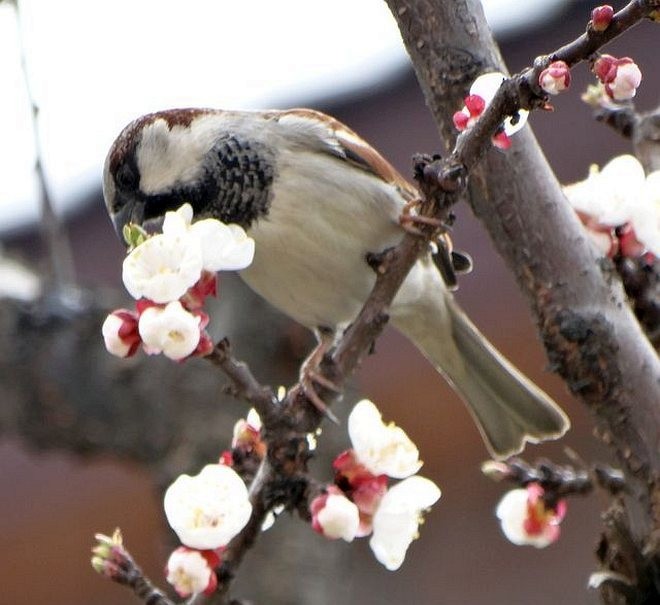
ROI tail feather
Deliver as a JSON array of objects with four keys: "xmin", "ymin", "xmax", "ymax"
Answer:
[
  {"xmin": 446, "ymin": 300, "xmax": 570, "ymax": 458},
  {"xmin": 393, "ymin": 270, "xmax": 570, "ymax": 459}
]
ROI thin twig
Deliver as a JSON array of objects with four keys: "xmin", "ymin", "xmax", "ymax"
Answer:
[
  {"xmin": 482, "ymin": 457, "xmax": 626, "ymax": 508},
  {"xmin": 91, "ymin": 530, "xmax": 176, "ymax": 605},
  {"xmin": 12, "ymin": 0, "xmax": 76, "ymax": 289}
]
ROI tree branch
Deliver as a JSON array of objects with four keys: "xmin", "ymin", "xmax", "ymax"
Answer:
[
  {"xmin": 12, "ymin": 0, "xmax": 77, "ymax": 291},
  {"xmin": 385, "ymin": 0, "xmax": 660, "ymax": 602}
]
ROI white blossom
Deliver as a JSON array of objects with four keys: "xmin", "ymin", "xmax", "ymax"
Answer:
[
  {"xmin": 162, "ymin": 204, "xmax": 255, "ymax": 271},
  {"xmin": 631, "ymin": 170, "xmax": 660, "ymax": 256},
  {"xmin": 469, "ymin": 72, "xmax": 529, "ymax": 136},
  {"xmin": 165, "ymin": 547, "xmax": 217, "ymax": 598},
  {"xmin": 495, "ymin": 484, "xmax": 565, "ymax": 548},
  {"xmin": 164, "ymin": 464, "xmax": 252, "ymax": 549},
  {"xmin": 369, "ymin": 476, "xmax": 441, "ymax": 571},
  {"xmin": 312, "ymin": 490, "xmax": 360, "ymax": 542},
  {"xmin": 607, "ymin": 61, "xmax": 642, "ymax": 101},
  {"xmin": 122, "ymin": 231, "xmax": 203, "ymax": 303},
  {"xmin": 138, "ymin": 301, "xmax": 201, "ymax": 360},
  {"xmin": 563, "ymin": 155, "xmax": 646, "ymax": 226},
  {"xmin": 348, "ymin": 399, "xmax": 422, "ymax": 479},
  {"xmin": 101, "ymin": 310, "xmax": 139, "ymax": 358}
]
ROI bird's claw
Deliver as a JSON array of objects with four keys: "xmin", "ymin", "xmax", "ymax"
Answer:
[
  {"xmin": 399, "ymin": 198, "xmax": 447, "ymax": 236},
  {"xmin": 296, "ymin": 330, "xmax": 340, "ymax": 424}
]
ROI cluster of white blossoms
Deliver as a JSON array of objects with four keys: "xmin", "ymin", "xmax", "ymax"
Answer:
[
  {"xmin": 101, "ymin": 204, "xmax": 255, "ymax": 361},
  {"xmin": 564, "ymin": 155, "xmax": 660, "ymax": 259},
  {"xmin": 310, "ymin": 399, "xmax": 441, "ymax": 571},
  {"xmin": 159, "ymin": 408, "xmax": 266, "ymax": 598},
  {"xmin": 163, "ymin": 462, "xmax": 253, "ymax": 597}
]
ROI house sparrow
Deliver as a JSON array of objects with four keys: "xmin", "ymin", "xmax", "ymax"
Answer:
[{"xmin": 103, "ymin": 107, "xmax": 569, "ymax": 459}]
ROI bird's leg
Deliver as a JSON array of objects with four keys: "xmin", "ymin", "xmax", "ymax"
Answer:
[
  {"xmin": 399, "ymin": 198, "xmax": 447, "ymax": 236},
  {"xmin": 295, "ymin": 327, "xmax": 341, "ymax": 423}
]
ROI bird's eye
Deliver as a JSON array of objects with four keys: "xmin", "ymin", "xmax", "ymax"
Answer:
[{"xmin": 115, "ymin": 163, "xmax": 139, "ymax": 190}]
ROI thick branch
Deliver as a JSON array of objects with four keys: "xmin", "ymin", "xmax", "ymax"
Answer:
[{"xmin": 385, "ymin": 0, "xmax": 660, "ymax": 601}]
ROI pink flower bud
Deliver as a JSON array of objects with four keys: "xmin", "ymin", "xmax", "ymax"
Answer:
[
  {"xmin": 231, "ymin": 409, "xmax": 266, "ymax": 457},
  {"xmin": 333, "ymin": 449, "xmax": 379, "ymax": 488},
  {"xmin": 452, "ymin": 95, "xmax": 486, "ymax": 132},
  {"xmin": 464, "ymin": 94, "xmax": 486, "ymax": 117},
  {"xmin": 181, "ymin": 271, "xmax": 218, "ymax": 310},
  {"xmin": 593, "ymin": 54, "xmax": 616, "ymax": 83},
  {"xmin": 593, "ymin": 55, "xmax": 642, "ymax": 101},
  {"xmin": 218, "ymin": 450, "xmax": 234, "ymax": 466},
  {"xmin": 591, "ymin": 5, "xmax": 614, "ymax": 31},
  {"xmin": 351, "ymin": 474, "xmax": 388, "ymax": 537},
  {"xmin": 452, "ymin": 110, "xmax": 470, "ymax": 131},
  {"xmin": 491, "ymin": 131, "xmax": 512, "ymax": 150},
  {"xmin": 575, "ymin": 211, "xmax": 619, "ymax": 258},
  {"xmin": 539, "ymin": 61, "xmax": 571, "ymax": 95},
  {"xmin": 165, "ymin": 546, "xmax": 221, "ymax": 598},
  {"xmin": 310, "ymin": 486, "xmax": 360, "ymax": 542},
  {"xmin": 101, "ymin": 309, "xmax": 141, "ymax": 358},
  {"xmin": 608, "ymin": 60, "xmax": 642, "ymax": 101}
]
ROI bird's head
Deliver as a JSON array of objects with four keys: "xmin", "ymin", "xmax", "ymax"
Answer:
[{"xmin": 103, "ymin": 108, "xmax": 238, "ymax": 240}]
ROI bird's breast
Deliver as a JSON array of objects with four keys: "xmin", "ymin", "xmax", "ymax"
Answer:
[{"xmin": 239, "ymin": 152, "xmax": 406, "ymax": 329}]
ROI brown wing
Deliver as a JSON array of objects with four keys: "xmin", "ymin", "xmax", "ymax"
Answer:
[
  {"xmin": 273, "ymin": 108, "xmax": 457, "ymax": 283},
  {"xmin": 280, "ymin": 108, "xmax": 419, "ymax": 202}
]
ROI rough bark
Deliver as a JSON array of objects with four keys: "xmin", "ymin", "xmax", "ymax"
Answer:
[{"xmin": 385, "ymin": 0, "xmax": 660, "ymax": 601}]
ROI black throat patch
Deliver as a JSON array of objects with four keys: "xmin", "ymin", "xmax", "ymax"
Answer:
[{"xmin": 142, "ymin": 134, "xmax": 275, "ymax": 229}]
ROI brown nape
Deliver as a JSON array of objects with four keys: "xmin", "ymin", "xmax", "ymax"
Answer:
[{"xmin": 107, "ymin": 108, "xmax": 216, "ymax": 174}]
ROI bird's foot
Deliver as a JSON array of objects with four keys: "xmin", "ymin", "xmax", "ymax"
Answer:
[
  {"xmin": 399, "ymin": 198, "xmax": 447, "ymax": 236},
  {"xmin": 295, "ymin": 330, "xmax": 341, "ymax": 424}
]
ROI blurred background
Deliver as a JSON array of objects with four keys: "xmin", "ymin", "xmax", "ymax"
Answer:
[{"xmin": 1, "ymin": 0, "xmax": 657, "ymax": 603}]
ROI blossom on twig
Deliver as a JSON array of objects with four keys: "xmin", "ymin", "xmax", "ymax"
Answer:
[
  {"xmin": 231, "ymin": 408, "xmax": 266, "ymax": 457},
  {"xmin": 369, "ymin": 476, "xmax": 441, "ymax": 570},
  {"xmin": 563, "ymin": 155, "xmax": 659, "ymax": 258},
  {"xmin": 325, "ymin": 400, "xmax": 441, "ymax": 568},
  {"xmin": 348, "ymin": 399, "xmax": 422, "ymax": 479},
  {"xmin": 539, "ymin": 61, "xmax": 571, "ymax": 95},
  {"xmin": 165, "ymin": 546, "xmax": 221, "ymax": 598},
  {"xmin": 164, "ymin": 464, "xmax": 252, "ymax": 549},
  {"xmin": 162, "ymin": 204, "xmax": 255, "ymax": 272},
  {"xmin": 593, "ymin": 55, "xmax": 642, "ymax": 101},
  {"xmin": 496, "ymin": 483, "xmax": 566, "ymax": 548},
  {"xmin": 591, "ymin": 5, "xmax": 614, "ymax": 32},
  {"xmin": 310, "ymin": 486, "xmax": 360, "ymax": 542},
  {"xmin": 101, "ymin": 309, "xmax": 140, "ymax": 358},
  {"xmin": 102, "ymin": 203, "xmax": 255, "ymax": 362},
  {"xmin": 452, "ymin": 72, "xmax": 529, "ymax": 149},
  {"xmin": 138, "ymin": 300, "xmax": 203, "ymax": 360}
]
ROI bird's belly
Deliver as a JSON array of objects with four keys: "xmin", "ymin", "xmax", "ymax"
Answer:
[{"xmin": 239, "ymin": 164, "xmax": 405, "ymax": 329}]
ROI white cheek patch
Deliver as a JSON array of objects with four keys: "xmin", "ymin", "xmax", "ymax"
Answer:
[{"xmin": 136, "ymin": 116, "xmax": 221, "ymax": 194}]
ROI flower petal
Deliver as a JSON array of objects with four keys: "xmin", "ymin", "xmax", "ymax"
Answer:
[
  {"xmin": 369, "ymin": 476, "xmax": 441, "ymax": 571},
  {"xmin": 348, "ymin": 399, "xmax": 422, "ymax": 479},
  {"xmin": 138, "ymin": 301, "xmax": 201, "ymax": 360},
  {"xmin": 164, "ymin": 464, "xmax": 252, "ymax": 549},
  {"xmin": 122, "ymin": 233, "xmax": 203, "ymax": 303},
  {"xmin": 469, "ymin": 71, "xmax": 529, "ymax": 136}
]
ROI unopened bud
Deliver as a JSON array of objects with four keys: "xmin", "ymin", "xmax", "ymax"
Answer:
[
  {"xmin": 591, "ymin": 5, "xmax": 614, "ymax": 32},
  {"xmin": 539, "ymin": 61, "xmax": 571, "ymax": 95}
]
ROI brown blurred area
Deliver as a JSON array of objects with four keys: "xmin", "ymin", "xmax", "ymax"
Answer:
[{"xmin": 2, "ymin": 3, "xmax": 658, "ymax": 604}]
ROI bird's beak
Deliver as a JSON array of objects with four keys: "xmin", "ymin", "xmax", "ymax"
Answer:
[{"xmin": 110, "ymin": 196, "xmax": 145, "ymax": 242}]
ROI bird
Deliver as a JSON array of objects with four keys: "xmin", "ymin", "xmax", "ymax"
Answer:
[{"xmin": 102, "ymin": 107, "xmax": 570, "ymax": 459}]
